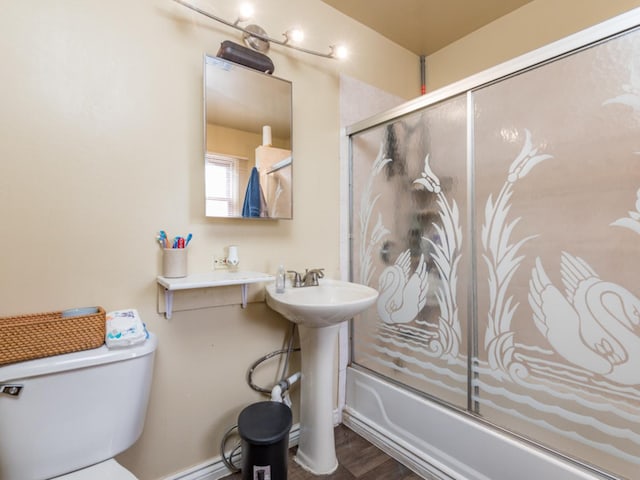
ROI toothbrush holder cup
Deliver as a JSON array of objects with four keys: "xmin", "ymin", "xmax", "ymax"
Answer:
[{"xmin": 163, "ymin": 248, "xmax": 188, "ymax": 278}]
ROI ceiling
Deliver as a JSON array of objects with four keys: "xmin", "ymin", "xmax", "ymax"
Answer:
[{"xmin": 320, "ymin": 0, "xmax": 535, "ymax": 56}]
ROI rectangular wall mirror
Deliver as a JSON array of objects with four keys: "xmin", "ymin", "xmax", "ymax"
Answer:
[{"xmin": 204, "ymin": 55, "xmax": 293, "ymax": 219}]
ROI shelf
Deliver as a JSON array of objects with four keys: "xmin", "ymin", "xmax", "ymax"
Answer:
[{"xmin": 157, "ymin": 271, "xmax": 275, "ymax": 318}]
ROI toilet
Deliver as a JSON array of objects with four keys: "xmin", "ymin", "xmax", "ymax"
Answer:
[{"xmin": 0, "ymin": 332, "xmax": 157, "ymax": 480}]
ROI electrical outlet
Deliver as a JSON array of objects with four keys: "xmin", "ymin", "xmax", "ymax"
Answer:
[{"xmin": 213, "ymin": 257, "xmax": 228, "ymax": 270}]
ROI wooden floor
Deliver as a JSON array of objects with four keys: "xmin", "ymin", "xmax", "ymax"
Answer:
[{"xmin": 224, "ymin": 424, "xmax": 423, "ymax": 479}]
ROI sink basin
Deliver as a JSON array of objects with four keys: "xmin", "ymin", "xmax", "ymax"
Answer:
[{"xmin": 265, "ymin": 278, "xmax": 379, "ymax": 327}]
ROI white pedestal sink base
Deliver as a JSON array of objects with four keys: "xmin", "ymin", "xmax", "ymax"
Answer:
[
  {"xmin": 294, "ymin": 323, "xmax": 341, "ymax": 475},
  {"xmin": 264, "ymin": 279, "xmax": 379, "ymax": 475}
]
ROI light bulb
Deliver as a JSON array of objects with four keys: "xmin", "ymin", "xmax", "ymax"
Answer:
[
  {"xmin": 331, "ymin": 44, "xmax": 348, "ymax": 59},
  {"xmin": 237, "ymin": 3, "xmax": 254, "ymax": 22},
  {"xmin": 286, "ymin": 28, "xmax": 304, "ymax": 44}
]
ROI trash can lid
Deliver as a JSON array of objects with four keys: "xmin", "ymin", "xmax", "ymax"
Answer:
[{"xmin": 238, "ymin": 401, "xmax": 293, "ymax": 445}]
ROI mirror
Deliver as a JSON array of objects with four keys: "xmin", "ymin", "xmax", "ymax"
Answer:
[{"xmin": 204, "ymin": 55, "xmax": 293, "ymax": 219}]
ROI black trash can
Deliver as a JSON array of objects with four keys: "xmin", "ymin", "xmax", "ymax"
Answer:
[{"xmin": 237, "ymin": 401, "xmax": 293, "ymax": 480}]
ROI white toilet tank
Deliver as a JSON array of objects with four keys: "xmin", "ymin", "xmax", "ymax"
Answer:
[{"xmin": 0, "ymin": 333, "xmax": 157, "ymax": 480}]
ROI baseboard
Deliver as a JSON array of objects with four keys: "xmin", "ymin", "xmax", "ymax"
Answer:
[
  {"xmin": 342, "ymin": 409, "xmax": 453, "ymax": 480},
  {"xmin": 166, "ymin": 412, "xmax": 351, "ymax": 480},
  {"xmin": 162, "ymin": 456, "xmax": 232, "ymax": 480}
]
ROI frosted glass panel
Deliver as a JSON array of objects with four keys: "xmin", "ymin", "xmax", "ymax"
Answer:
[
  {"xmin": 351, "ymin": 95, "xmax": 469, "ymax": 408},
  {"xmin": 472, "ymin": 30, "xmax": 640, "ymax": 477}
]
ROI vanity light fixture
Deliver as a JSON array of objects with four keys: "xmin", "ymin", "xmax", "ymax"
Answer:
[
  {"xmin": 173, "ymin": 0, "xmax": 348, "ymax": 59},
  {"xmin": 243, "ymin": 24, "xmax": 270, "ymax": 53}
]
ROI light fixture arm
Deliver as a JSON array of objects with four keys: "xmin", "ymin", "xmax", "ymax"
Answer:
[{"xmin": 173, "ymin": 0, "xmax": 338, "ymax": 59}]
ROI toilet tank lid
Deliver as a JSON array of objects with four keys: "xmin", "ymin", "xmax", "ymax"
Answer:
[{"xmin": 0, "ymin": 333, "xmax": 157, "ymax": 383}]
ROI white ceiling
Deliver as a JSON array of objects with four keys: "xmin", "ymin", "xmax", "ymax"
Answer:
[{"xmin": 320, "ymin": 0, "xmax": 535, "ymax": 56}]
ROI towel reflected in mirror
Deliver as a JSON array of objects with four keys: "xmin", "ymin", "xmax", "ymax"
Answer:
[{"xmin": 242, "ymin": 167, "xmax": 269, "ymax": 218}]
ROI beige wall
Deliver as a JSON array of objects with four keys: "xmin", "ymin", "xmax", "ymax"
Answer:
[
  {"xmin": 426, "ymin": 0, "xmax": 640, "ymax": 91},
  {"xmin": 0, "ymin": 1, "xmax": 417, "ymax": 479},
  {"xmin": 206, "ymin": 124, "xmax": 260, "ymax": 163}
]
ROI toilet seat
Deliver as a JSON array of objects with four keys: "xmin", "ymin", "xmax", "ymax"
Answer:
[{"xmin": 52, "ymin": 459, "xmax": 138, "ymax": 479}]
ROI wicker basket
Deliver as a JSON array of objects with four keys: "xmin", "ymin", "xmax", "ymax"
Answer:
[{"xmin": 0, "ymin": 307, "xmax": 106, "ymax": 366}]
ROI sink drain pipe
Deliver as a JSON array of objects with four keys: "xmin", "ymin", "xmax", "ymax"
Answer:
[
  {"xmin": 270, "ymin": 371, "xmax": 301, "ymax": 403},
  {"xmin": 220, "ymin": 323, "xmax": 300, "ymax": 472}
]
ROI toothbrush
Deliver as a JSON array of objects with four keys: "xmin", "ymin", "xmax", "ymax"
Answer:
[
  {"xmin": 159, "ymin": 230, "xmax": 168, "ymax": 248},
  {"xmin": 185, "ymin": 233, "xmax": 193, "ymax": 246}
]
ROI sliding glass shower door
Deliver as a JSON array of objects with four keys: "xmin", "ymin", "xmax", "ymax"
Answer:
[
  {"xmin": 350, "ymin": 25, "xmax": 640, "ymax": 479},
  {"xmin": 351, "ymin": 93, "xmax": 470, "ymax": 410}
]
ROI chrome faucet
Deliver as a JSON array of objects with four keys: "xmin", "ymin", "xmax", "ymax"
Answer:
[
  {"xmin": 303, "ymin": 268, "xmax": 324, "ymax": 286},
  {"xmin": 287, "ymin": 270, "xmax": 303, "ymax": 288},
  {"xmin": 287, "ymin": 268, "xmax": 324, "ymax": 287}
]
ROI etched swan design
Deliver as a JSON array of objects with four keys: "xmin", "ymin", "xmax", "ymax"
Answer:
[
  {"xmin": 377, "ymin": 250, "xmax": 428, "ymax": 324},
  {"xmin": 529, "ymin": 252, "xmax": 640, "ymax": 385}
]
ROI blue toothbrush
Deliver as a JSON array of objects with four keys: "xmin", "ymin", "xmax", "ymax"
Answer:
[{"xmin": 159, "ymin": 230, "xmax": 168, "ymax": 248}]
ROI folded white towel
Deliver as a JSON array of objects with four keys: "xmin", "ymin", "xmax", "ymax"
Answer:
[{"xmin": 105, "ymin": 309, "xmax": 148, "ymax": 348}]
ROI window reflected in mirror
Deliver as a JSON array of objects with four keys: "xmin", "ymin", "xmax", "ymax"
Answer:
[{"xmin": 204, "ymin": 55, "xmax": 293, "ymax": 219}]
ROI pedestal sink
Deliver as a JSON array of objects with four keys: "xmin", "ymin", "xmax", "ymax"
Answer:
[{"xmin": 265, "ymin": 279, "xmax": 378, "ymax": 475}]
